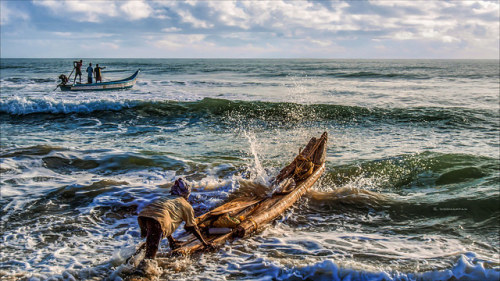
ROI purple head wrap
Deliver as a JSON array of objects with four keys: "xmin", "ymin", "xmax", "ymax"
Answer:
[{"xmin": 170, "ymin": 178, "xmax": 191, "ymax": 198}]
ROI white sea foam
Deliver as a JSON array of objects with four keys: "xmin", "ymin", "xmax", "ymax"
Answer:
[
  {"xmin": 272, "ymin": 254, "xmax": 499, "ymax": 281},
  {"xmin": 0, "ymin": 157, "xmax": 238, "ymax": 277},
  {"xmin": 218, "ymin": 253, "xmax": 499, "ymax": 281},
  {"xmin": 0, "ymin": 96, "xmax": 137, "ymax": 115}
]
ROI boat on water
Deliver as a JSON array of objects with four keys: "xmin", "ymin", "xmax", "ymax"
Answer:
[
  {"xmin": 57, "ymin": 70, "xmax": 140, "ymax": 91},
  {"xmin": 153, "ymin": 132, "xmax": 328, "ymax": 257}
]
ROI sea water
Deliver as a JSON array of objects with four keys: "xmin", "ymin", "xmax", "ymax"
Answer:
[{"xmin": 0, "ymin": 59, "xmax": 499, "ymax": 280}]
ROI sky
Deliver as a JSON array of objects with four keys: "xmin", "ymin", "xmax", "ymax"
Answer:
[{"xmin": 0, "ymin": 0, "xmax": 498, "ymax": 59}]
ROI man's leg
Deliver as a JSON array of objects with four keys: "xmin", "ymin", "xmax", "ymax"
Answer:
[{"xmin": 144, "ymin": 218, "xmax": 163, "ymax": 259}]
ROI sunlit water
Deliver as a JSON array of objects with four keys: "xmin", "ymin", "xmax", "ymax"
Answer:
[{"xmin": 1, "ymin": 59, "xmax": 499, "ymax": 280}]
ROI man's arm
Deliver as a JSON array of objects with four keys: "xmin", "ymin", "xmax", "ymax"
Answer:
[
  {"xmin": 167, "ymin": 235, "xmax": 180, "ymax": 250},
  {"xmin": 184, "ymin": 225, "xmax": 211, "ymax": 247},
  {"xmin": 183, "ymin": 201, "xmax": 214, "ymax": 249}
]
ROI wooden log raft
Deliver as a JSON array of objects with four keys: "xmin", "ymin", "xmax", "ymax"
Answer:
[
  {"xmin": 166, "ymin": 132, "xmax": 328, "ymax": 256},
  {"xmin": 235, "ymin": 132, "xmax": 327, "ymax": 238}
]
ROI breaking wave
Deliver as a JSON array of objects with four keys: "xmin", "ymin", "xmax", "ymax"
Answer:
[
  {"xmin": 1, "ymin": 98, "xmax": 496, "ymax": 129},
  {"xmin": 0, "ymin": 96, "xmax": 137, "ymax": 115}
]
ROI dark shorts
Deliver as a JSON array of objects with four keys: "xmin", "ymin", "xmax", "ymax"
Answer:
[
  {"xmin": 138, "ymin": 216, "xmax": 163, "ymax": 259},
  {"xmin": 138, "ymin": 216, "xmax": 162, "ymax": 238},
  {"xmin": 76, "ymin": 69, "xmax": 82, "ymax": 76}
]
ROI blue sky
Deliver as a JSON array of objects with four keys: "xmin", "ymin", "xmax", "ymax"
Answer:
[{"xmin": 1, "ymin": 0, "xmax": 498, "ymax": 58}]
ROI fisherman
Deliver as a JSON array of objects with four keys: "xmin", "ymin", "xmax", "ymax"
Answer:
[
  {"xmin": 137, "ymin": 178, "xmax": 213, "ymax": 262},
  {"xmin": 94, "ymin": 64, "xmax": 106, "ymax": 83},
  {"xmin": 73, "ymin": 59, "xmax": 83, "ymax": 84},
  {"xmin": 86, "ymin": 63, "xmax": 93, "ymax": 84},
  {"xmin": 58, "ymin": 74, "xmax": 69, "ymax": 85}
]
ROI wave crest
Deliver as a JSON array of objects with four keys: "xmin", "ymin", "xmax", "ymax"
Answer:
[
  {"xmin": 0, "ymin": 96, "xmax": 137, "ymax": 115},
  {"xmin": 1, "ymin": 98, "xmax": 495, "ymax": 130}
]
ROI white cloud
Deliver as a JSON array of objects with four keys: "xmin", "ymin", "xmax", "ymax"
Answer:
[
  {"xmin": 177, "ymin": 9, "xmax": 213, "ymax": 29},
  {"xmin": 310, "ymin": 39, "xmax": 333, "ymax": 48},
  {"xmin": 205, "ymin": 1, "xmax": 250, "ymax": 29},
  {"xmin": 162, "ymin": 27, "xmax": 182, "ymax": 33},
  {"xmin": 362, "ymin": 1, "xmax": 498, "ymax": 46},
  {"xmin": 238, "ymin": 1, "xmax": 348, "ymax": 32},
  {"xmin": 35, "ymin": 0, "xmax": 117, "ymax": 22},
  {"xmin": 469, "ymin": 1, "xmax": 499, "ymax": 14},
  {"xmin": 3, "ymin": 0, "xmax": 498, "ymax": 58},
  {"xmin": 100, "ymin": 42, "xmax": 120, "ymax": 50},
  {"xmin": 159, "ymin": 1, "xmax": 350, "ymax": 32},
  {"xmin": 51, "ymin": 31, "xmax": 114, "ymax": 39},
  {"xmin": 52, "ymin": 31, "xmax": 72, "ymax": 37},
  {"xmin": 1, "ymin": 1, "xmax": 29, "ymax": 25},
  {"xmin": 120, "ymin": 1, "xmax": 152, "ymax": 21},
  {"xmin": 150, "ymin": 34, "xmax": 208, "ymax": 50}
]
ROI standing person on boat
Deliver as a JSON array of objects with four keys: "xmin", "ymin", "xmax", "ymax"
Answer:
[
  {"xmin": 137, "ymin": 178, "xmax": 213, "ymax": 261},
  {"xmin": 94, "ymin": 64, "xmax": 106, "ymax": 83},
  {"xmin": 73, "ymin": 60, "xmax": 83, "ymax": 84},
  {"xmin": 86, "ymin": 63, "xmax": 93, "ymax": 84}
]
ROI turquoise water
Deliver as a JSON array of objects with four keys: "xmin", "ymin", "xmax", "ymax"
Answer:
[{"xmin": 0, "ymin": 59, "xmax": 499, "ymax": 280}]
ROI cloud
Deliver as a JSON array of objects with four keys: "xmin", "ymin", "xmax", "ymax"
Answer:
[
  {"xmin": 50, "ymin": 31, "xmax": 115, "ymax": 39},
  {"xmin": 120, "ymin": 0, "xmax": 152, "ymax": 21},
  {"xmin": 150, "ymin": 34, "xmax": 208, "ymax": 50},
  {"xmin": 148, "ymin": 0, "xmax": 499, "ymax": 58},
  {"xmin": 0, "ymin": 1, "xmax": 29, "ymax": 25},
  {"xmin": 219, "ymin": 1, "xmax": 350, "ymax": 33},
  {"xmin": 2, "ymin": 0, "xmax": 498, "ymax": 58},
  {"xmin": 34, "ymin": 0, "xmax": 117, "ymax": 22},
  {"xmin": 162, "ymin": 27, "xmax": 182, "ymax": 33},
  {"xmin": 100, "ymin": 42, "xmax": 120, "ymax": 50},
  {"xmin": 176, "ymin": 9, "xmax": 213, "ymax": 29},
  {"xmin": 359, "ymin": 1, "xmax": 498, "ymax": 46},
  {"xmin": 205, "ymin": 1, "xmax": 250, "ymax": 29},
  {"xmin": 52, "ymin": 31, "xmax": 72, "ymax": 37},
  {"xmin": 35, "ymin": 0, "xmax": 158, "ymax": 22}
]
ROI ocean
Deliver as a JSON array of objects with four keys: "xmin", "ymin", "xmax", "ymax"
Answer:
[{"xmin": 0, "ymin": 58, "xmax": 499, "ymax": 280}]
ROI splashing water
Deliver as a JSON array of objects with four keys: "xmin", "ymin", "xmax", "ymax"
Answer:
[{"xmin": 244, "ymin": 131, "xmax": 269, "ymax": 185}]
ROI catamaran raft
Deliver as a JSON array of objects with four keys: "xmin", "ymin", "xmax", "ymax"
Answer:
[
  {"xmin": 155, "ymin": 132, "xmax": 328, "ymax": 257},
  {"xmin": 57, "ymin": 70, "xmax": 140, "ymax": 91}
]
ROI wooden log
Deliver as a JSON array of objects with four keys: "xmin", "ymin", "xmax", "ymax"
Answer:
[
  {"xmin": 196, "ymin": 197, "xmax": 261, "ymax": 224},
  {"xmin": 234, "ymin": 163, "xmax": 325, "ymax": 238},
  {"xmin": 312, "ymin": 132, "xmax": 328, "ymax": 165}
]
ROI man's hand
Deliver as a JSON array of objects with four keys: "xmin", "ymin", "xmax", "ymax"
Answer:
[
  {"xmin": 203, "ymin": 242, "xmax": 216, "ymax": 251},
  {"xmin": 167, "ymin": 235, "xmax": 181, "ymax": 250},
  {"xmin": 170, "ymin": 241, "xmax": 181, "ymax": 250}
]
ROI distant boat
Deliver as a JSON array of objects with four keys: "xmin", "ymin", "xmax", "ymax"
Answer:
[{"xmin": 58, "ymin": 70, "xmax": 140, "ymax": 91}]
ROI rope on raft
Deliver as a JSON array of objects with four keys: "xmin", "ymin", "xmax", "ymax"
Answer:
[{"xmin": 293, "ymin": 133, "xmax": 326, "ymax": 181}]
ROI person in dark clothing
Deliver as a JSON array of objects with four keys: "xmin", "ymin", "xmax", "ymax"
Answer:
[
  {"xmin": 94, "ymin": 64, "xmax": 106, "ymax": 83},
  {"xmin": 73, "ymin": 60, "xmax": 83, "ymax": 84},
  {"xmin": 137, "ymin": 178, "xmax": 213, "ymax": 260},
  {"xmin": 86, "ymin": 63, "xmax": 93, "ymax": 84}
]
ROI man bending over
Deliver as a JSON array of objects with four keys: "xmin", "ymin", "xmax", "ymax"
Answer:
[{"xmin": 137, "ymin": 178, "xmax": 212, "ymax": 260}]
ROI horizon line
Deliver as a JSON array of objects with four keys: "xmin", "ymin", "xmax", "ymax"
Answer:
[{"xmin": 2, "ymin": 57, "xmax": 499, "ymax": 60}]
